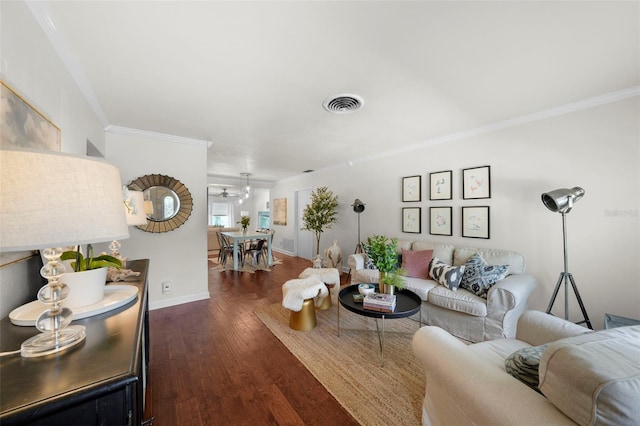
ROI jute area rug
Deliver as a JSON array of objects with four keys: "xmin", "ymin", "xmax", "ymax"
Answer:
[{"xmin": 255, "ymin": 299, "xmax": 425, "ymax": 426}]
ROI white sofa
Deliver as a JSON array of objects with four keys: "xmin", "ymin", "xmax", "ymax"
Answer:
[
  {"xmin": 348, "ymin": 240, "xmax": 536, "ymax": 342},
  {"xmin": 412, "ymin": 310, "xmax": 640, "ymax": 425}
]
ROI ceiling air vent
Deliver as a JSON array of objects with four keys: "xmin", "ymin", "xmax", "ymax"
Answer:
[{"xmin": 323, "ymin": 93, "xmax": 364, "ymax": 114}]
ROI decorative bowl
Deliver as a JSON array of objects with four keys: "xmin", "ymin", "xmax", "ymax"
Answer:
[{"xmin": 358, "ymin": 283, "xmax": 375, "ymax": 296}]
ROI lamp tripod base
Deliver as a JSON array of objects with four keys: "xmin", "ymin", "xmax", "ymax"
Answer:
[
  {"xmin": 21, "ymin": 325, "xmax": 86, "ymax": 358},
  {"xmin": 545, "ymin": 272, "xmax": 593, "ymax": 329}
]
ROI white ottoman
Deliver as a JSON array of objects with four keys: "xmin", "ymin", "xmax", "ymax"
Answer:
[
  {"xmin": 298, "ymin": 267, "xmax": 340, "ymax": 310},
  {"xmin": 282, "ymin": 277, "xmax": 328, "ymax": 331}
]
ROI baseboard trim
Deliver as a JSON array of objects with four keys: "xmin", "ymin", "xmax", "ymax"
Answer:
[{"xmin": 149, "ymin": 291, "xmax": 210, "ymax": 311}]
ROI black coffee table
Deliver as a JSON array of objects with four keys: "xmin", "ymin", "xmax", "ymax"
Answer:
[{"xmin": 338, "ymin": 284, "xmax": 421, "ymax": 367}]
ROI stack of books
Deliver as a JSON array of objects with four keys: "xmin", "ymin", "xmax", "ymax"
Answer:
[{"xmin": 364, "ymin": 293, "xmax": 397, "ymax": 313}]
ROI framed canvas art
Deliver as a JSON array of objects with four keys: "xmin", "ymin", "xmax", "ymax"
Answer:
[
  {"xmin": 462, "ymin": 166, "xmax": 491, "ymax": 199},
  {"xmin": 0, "ymin": 81, "xmax": 61, "ymax": 151},
  {"xmin": 402, "ymin": 207, "xmax": 421, "ymax": 233},
  {"xmin": 462, "ymin": 206, "xmax": 490, "ymax": 239},
  {"xmin": 429, "ymin": 206, "xmax": 452, "ymax": 236},
  {"xmin": 402, "ymin": 175, "xmax": 421, "ymax": 202},
  {"xmin": 429, "ymin": 170, "xmax": 452, "ymax": 200},
  {"xmin": 273, "ymin": 198, "xmax": 287, "ymax": 225}
]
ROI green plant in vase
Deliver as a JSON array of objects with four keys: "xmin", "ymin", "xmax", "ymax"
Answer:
[
  {"xmin": 362, "ymin": 235, "xmax": 406, "ymax": 294},
  {"xmin": 238, "ymin": 216, "xmax": 250, "ymax": 232},
  {"xmin": 59, "ymin": 245, "xmax": 123, "ymax": 308},
  {"xmin": 61, "ymin": 244, "xmax": 122, "ymax": 271}
]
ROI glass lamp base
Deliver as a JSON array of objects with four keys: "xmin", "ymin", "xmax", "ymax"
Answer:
[{"xmin": 21, "ymin": 325, "xmax": 86, "ymax": 358}]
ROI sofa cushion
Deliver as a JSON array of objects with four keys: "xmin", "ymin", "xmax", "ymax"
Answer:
[
  {"xmin": 459, "ymin": 253, "xmax": 509, "ymax": 299},
  {"xmin": 539, "ymin": 326, "xmax": 640, "ymax": 426},
  {"xmin": 412, "ymin": 242, "xmax": 454, "ymax": 265},
  {"xmin": 505, "ymin": 344, "xmax": 548, "ymax": 392},
  {"xmin": 429, "ymin": 257, "xmax": 465, "ymax": 290},
  {"xmin": 401, "ymin": 248, "xmax": 433, "ymax": 279},
  {"xmin": 403, "ymin": 276, "xmax": 439, "ymax": 301},
  {"xmin": 428, "ymin": 286, "xmax": 487, "ymax": 317},
  {"xmin": 454, "ymin": 247, "xmax": 525, "ymax": 275}
]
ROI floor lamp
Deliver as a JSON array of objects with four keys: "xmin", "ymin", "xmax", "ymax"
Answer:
[
  {"xmin": 351, "ymin": 199, "xmax": 365, "ymax": 253},
  {"xmin": 541, "ymin": 187, "xmax": 593, "ymax": 329}
]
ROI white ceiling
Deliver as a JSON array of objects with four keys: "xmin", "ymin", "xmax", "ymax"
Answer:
[{"xmin": 35, "ymin": 1, "xmax": 639, "ymax": 187}]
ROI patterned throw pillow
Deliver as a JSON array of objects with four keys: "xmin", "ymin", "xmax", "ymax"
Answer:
[
  {"xmin": 429, "ymin": 257, "xmax": 465, "ymax": 290},
  {"xmin": 364, "ymin": 255, "xmax": 376, "ymax": 270},
  {"xmin": 505, "ymin": 344, "xmax": 548, "ymax": 393},
  {"xmin": 459, "ymin": 253, "xmax": 509, "ymax": 298}
]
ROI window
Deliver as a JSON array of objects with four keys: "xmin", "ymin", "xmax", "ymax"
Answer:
[{"xmin": 209, "ymin": 197, "xmax": 232, "ymax": 227}]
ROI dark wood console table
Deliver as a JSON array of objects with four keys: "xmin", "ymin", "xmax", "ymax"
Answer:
[{"xmin": 0, "ymin": 259, "xmax": 150, "ymax": 425}]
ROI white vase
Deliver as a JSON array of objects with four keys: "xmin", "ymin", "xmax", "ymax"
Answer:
[{"xmin": 60, "ymin": 267, "xmax": 108, "ymax": 308}]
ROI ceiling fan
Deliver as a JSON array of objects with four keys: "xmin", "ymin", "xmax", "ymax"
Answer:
[{"xmin": 211, "ymin": 188, "xmax": 241, "ymax": 199}]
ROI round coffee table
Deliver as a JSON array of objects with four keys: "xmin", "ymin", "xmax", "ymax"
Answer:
[{"xmin": 338, "ymin": 284, "xmax": 421, "ymax": 366}]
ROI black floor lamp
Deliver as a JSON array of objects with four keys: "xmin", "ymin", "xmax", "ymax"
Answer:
[
  {"xmin": 541, "ymin": 187, "xmax": 592, "ymax": 329},
  {"xmin": 352, "ymin": 199, "xmax": 365, "ymax": 254}
]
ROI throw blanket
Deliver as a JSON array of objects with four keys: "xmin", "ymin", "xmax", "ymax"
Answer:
[{"xmin": 282, "ymin": 277, "xmax": 328, "ymax": 311}]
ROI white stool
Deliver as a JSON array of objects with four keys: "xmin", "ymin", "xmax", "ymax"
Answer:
[
  {"xmin": 298, "ymin": 267, "xmax": 340, "ymax": 310},
  {"xmin": 282, "ymin": 277, "xmax": 328, "ymax": 331}
]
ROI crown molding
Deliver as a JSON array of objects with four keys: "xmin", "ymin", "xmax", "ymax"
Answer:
[
  {"xmin": 348, "ymin": 85, "xmax": 640, "ymax": 166},
  {"xmin": 106, "ymin": 125, "xmax": 211, "ymax": 147},
  {"xmin": 26, "ymin": 0, "xmax": 110, "ymax": 128}
]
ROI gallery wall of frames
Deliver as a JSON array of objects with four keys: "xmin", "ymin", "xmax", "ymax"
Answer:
[{"xmin": 401, "ymin": 165, "xmax": 491, "ymax": 239}]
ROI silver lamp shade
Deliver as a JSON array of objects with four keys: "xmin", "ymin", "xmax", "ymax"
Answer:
[{"xmin": 541, "ymin": 187, "xmax": 585, "ymax": 214}]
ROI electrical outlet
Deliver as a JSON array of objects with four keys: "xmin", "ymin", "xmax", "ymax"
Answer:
[{"xmin": 162, "ymin": 281, "xmax": 171, "ymax": 294}]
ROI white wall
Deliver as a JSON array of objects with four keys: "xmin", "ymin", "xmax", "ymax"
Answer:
[
  {"xmin": 271, "ymin": 97, "xmax": 640, "ymax": 329},
  {"xmin": 105, "ymin": 133, "xmax": 209, "ymax": 310}
]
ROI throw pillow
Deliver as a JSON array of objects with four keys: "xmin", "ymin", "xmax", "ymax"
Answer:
[
  {"xmin": 505, "ymin": 344, "xmax": 548, "ymax": 393},
  {"xmin": 401, "ymin": 248, "xmax": 433, "ymax": 279},
  {"xmin": 364, "ymin": 255, "xmax": 376, "ymax": 270},
  {"xmin": 459, "ymin": 253, "xmax": 509, "ymax": 298},
  {"xmin": 429, "ymin": 257, "xmax": 465, "ymax": 290}
]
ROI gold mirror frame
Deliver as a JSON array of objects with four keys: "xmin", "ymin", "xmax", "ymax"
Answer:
[{"xmin": 128, "ymin": 174, "xmax": 193, "ymax": 233}]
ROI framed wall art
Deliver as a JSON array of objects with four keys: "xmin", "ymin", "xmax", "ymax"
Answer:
[
  {"xmin": 402, "ymin": 175, "xmax": 421, "ymax": 202},
  {"xmin": 273, "ymin": 198, "xmax": 287, "ymax": 225},
  {"xmin": 462, "ymin": 206, "xmax": 490, "ymax": 239},
  {"xmin": 429, "ymin": 170, "xmax": 452, "ymax": 200},
  {"xmin": 1, "ymin": 80, "xmax": 61, "ymax": 151},
  {"xmin": 462, "ymin": 165, "xmax": 491, "ymax": 199},
  {"xmin": 402, "ymin": 207, "xmax": 421, "ymax": 233},
  {"xmin": 429, "ymin": 206, "xmax": 452, "ymax": 236}
]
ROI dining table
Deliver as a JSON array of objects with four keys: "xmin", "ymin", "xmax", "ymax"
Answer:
[{"xmin": 221, "ymin": 230, "xmax": 273, "ymax": 271}]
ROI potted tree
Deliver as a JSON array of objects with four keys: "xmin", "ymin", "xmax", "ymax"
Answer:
[
  {"xmin": 301, "ymin": 187, "xmax": 339, "ymax": 264},
  {"xmin": 362, "ymin": 235, "xmax": 406, "ymax": 294}
]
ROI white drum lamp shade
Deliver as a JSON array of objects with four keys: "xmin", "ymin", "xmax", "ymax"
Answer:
[{"xmin": 1, "ymin": 149, "xmax": 129, "ymax": 250}]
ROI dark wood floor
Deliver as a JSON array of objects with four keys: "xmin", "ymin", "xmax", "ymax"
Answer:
[{"xmin": 144, "ymin": 253, "xmax": 359, "ymax": 425}]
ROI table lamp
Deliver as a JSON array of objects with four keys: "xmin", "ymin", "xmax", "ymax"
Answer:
[{"xmin": 0, "ymin": 148, "xmax": 129, "ymax": 357}]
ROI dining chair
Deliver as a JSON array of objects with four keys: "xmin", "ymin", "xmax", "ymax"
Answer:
[{"xmin": 244, "ymin": 238, "xmax": 266, "ymax": 269}]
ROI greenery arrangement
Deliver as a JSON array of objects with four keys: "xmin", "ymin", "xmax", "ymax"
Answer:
[
  {"xmin": 362, "ymin": 235, "xmax": 406, "ymax": 290},
  {"xmin": 61, "ymin": 245, "xmax": 122, "ymax": 272},
  {"xmin": 238, "ymin": 216, "xmax": 250, "ymax": 230},
  {"xmin": 301, "ymin": 186, "xmax": 339, "ymax": 256}
]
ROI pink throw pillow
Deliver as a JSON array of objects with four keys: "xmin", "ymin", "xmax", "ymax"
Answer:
[{"xmin": 401, "ymin": 248, "xmax": 434, "ymax": 279}]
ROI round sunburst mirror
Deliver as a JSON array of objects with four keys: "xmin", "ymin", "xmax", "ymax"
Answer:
[{"xmin": 128, "ymin": 174, "xmax": 193, "ymax": 233}]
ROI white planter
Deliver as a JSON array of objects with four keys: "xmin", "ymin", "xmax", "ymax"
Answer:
[{"xmin": 60, "ymin": 267, "xmax": 108, "ymax": 308}]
